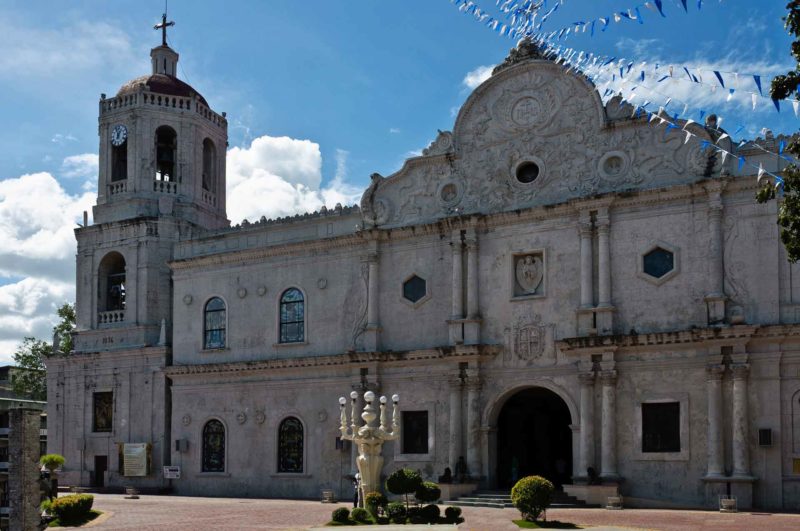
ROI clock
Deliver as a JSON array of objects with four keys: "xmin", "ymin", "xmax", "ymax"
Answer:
[{"xmin": 110, "ymin": 124, "xmax": 128, "ymax": 146}]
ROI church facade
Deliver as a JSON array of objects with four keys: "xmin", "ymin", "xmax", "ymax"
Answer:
[{"xmin": 45, "ymin": 32, "xmax": 800, "ymax": 511}]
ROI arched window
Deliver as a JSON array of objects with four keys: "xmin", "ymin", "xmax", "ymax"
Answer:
[
  {"xmin": 204, "ymin": 297, "xmax": 226, "ymax": 349},
  {"xmin": 202, "ymin": 419, "xmax": 225, "ymax": 472},
  {"xmin": 277, "ymin": 417, "xmax": 303, "ymax": 473},
  {"xmin": 98, "ymin": 252, "xmax": 126, "ymax": 312},
  {"xmin": 111, "ymin": 143, "xmax": 127, "ymax": 182},
  {"xmin": 279, "ymin": 288, "xmax": 304, "ymax": 343},
  {"xmin": 155, "ymin": 126, "xmax": 177, "ymax": 182},
  {"xmin": 202, "ymin": 138, "xmax": 216, "ymax": 192}
]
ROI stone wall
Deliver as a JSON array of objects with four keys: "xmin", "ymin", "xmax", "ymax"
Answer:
[{"xmin": 9, "ymin": 409, "xmax": 41, "ymax": 531}]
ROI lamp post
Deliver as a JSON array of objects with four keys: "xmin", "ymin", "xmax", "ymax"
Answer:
[{"xmin": 339, "ymin": 390, "xmax": 400, "ymax": 505}]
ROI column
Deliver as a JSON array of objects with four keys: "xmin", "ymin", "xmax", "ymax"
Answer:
[
  {"xmin": 708, "ymin": 199, "xmax": 724, "ymax": 298},
  {"xmin": 578, "ymin": 372, "xmax": 596, "ymax": 479},
  {"xmin": 449, "ymin": 232, "xmax": 464, "ymax": 345},
  {"xmin": 731, "ymin": 363, "xmax": 751, "ymax": 477},
  {"xmin": 600, "ymin": 370, "xmax": 618, "ymax": 479},
  {"xmin": 367, "ymin": 254, "xmax": 379, "ymax": 327},
  {"xmin": 364, "ymin": 248, "xmax": 380, "ymax": 351},
  {"xmin": 596, "ymin": 212, "xmax": 611, "ymax": 308},
  {"xmin": 464, "ymin": 228, "xmax": 481, "ymax": 345},
  {"xmin": 578, "ymin": 215, "xmax": 594, "ymax": 309},
  {"xmin": 448, "ymin": 379, "xmax": 463, "ymax": 469},
  {"xmin": 705, "ymin": 364, "xmax": 725, "ymax": 477},
  {"xmin": 465, "ymin": 377, "xmax": 481, "ymax": 479},
  {"xmin": 466, "ymin": 236, "xmax": 479, "ymax": 318},
  {"xmin": 705, "ymin": 185, "xmax": 726, "ymax": 323}
]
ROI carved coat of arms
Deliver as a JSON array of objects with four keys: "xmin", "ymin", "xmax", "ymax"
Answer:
[{"xmin": 515, "ymin": 254, "xmax": 543, "ymax": 294}]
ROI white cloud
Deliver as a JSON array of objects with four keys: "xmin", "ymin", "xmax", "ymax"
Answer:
[
  {"xmin": 51, "ymin": 133, "xmax": 78, "ymax": 145},
  {"xmin": 389, "ymin": 128, "xmax": 401, "ymax": 134},
  {"xmin": 226, "ymin": 135, "xmax": 362, "ymax": 223},
  {"xmin": 0, "ymin": 171, "xmax": 93, "ymax": 272},
  {"xmin": 61, "ymin": 153, "xmax": 99, "ymax": 180},
  {"xmin": 0, "ymin": 17, "xmax": 144, "ymax": 82},
  {"xmin": 463, "ymin": 65, "xmax": 494, "ymax": 89}
]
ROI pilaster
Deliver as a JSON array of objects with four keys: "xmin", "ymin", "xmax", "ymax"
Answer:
[
  {"xmin": 464, "ymin": 225, "xmax": 481, "ymax": 344},
  {"xmin": 705, "ymin": 364, "xmax": 725, "ymax": 478},
  {"xmin": 449, "ymin": 231, "xmax": 465, "ymax": 345},
  {"xmin": 577, "ymin": 371, "xmax": 596, "ymax": 481},
  {"xmin": 704, "ymin": 181, "xmax": 727, "ymax": 324},
  {"xmin": 599, "ymin": 369, "xmax": 618, "ymax": 480},
  {"xmin": 448, "ymin": 378, "xmax": 464, "ymax": 469},
  {"xmin": 465, "ymin": 371, "xmax": 482, "ymax": 479},
  {"xmin": 363, "ymin": 239, "xmax": 380, "ymax": 351}
]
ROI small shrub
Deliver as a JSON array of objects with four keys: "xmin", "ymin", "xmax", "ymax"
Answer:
[
  {"xmin": 364, "ymin": 491, "xmax": 387, "ymax": 518},
  {"xmin": 421, "ymin": 504, "xmax": 440, "ymax": 523},
  {"xmin": 444, "ymin": 505, "xmax": 464, "ymax": 524},
  {"xmin": 351, "ymin": 507, "xmax": 371, "ymax": 523},
  {"xmin": 415, "ymin": 480, "xmax": 442, "ymax": 503},
  {"xmin": 511, "ymin": 475, "xmax": 555, "ymax": 522},
  {"xmin": 385, "ymin": 501, "xmax": 406, "ymax": 524},
  {"xmin": 386, "ymin": 468, "xmax": 423, "ymax": 510},
  {"xmin": 376, "ymin": 516, "xmax": 390, "ymax": 525},
  {"xmin": 331, "ymin": 507, "xmax": 350, "ymax": 524},
  {"xmin": 50, "ymin": 494, "xmax": 93, "ymax": 522},
  {"xmin": 39, "ymin": 454, "xmax": 65, "ymax": 472}
]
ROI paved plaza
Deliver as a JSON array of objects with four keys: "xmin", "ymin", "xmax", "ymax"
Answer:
[{"xmin": 68, "ymin": 494, "xmax": 800, "ymax": 530}]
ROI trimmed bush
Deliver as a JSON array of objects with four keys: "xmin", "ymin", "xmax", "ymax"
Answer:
[
  {"xmin": 414, "ymin": 481, "xmax": 441, "ymax": 503},
  {"xmin": 444, "ymin": 505, "xmax": 464, "ymax": 524},
  {"xmin": 364, "ymin": 491, "xmax": 387, "ymax": 518},
  {"xmin": 511, "ymin": 475, "xmax": 555, "ymax": 522},
  {"xmin": 351, "ymin": 507, "xmax": 371, "ymax": 523},
  {"xmin": 331, "ymin": 507, "xmax": 350, "ymax": 524},
  {"xmin": 385, "ymin": 468, "xmax": 423, "ymax": 510},
  {"xmin": 385, "ymin": 501, "xmax": 407, "ymax": 524},
  {"xmin": 50, "ymin": 494, "xmax": 93, "ymax": 523},
  {"xmin": 421, "ymin": 503, "xmax": 440, "ymax": 523},
  {"xmin": 39, "ymin": 454, "xmax": 65, "ymax": 471},
  {"xmin": 407, "ymin": 506, "xmax": 425, "ymax": 524}
]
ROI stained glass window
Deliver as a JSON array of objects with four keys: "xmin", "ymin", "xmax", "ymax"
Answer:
[
  {"xmin": 204, "ymin": 297, "xmax": 226, "ymax": 349},
  {"xmin": 202, "ymin": 419, "xmax": 225, "ymax": 472},
  {"xmin": 279, "ymin": 288, "xmax": 304, "ymax": 343},
  {"xmin": 277, "ymin": 417, "xmax": 303, "ymax": 473},
  {"xmin": 93, "ymin": 392, "xmax": 113, "ymax": 432}
]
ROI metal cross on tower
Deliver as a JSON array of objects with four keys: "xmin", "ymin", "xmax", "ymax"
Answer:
[{"xmin": 154, "ymin": 13, "xmax": 175, "ymax": 47}]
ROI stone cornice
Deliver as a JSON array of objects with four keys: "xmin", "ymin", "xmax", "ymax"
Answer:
[
  {"xmin": 165, "ymin": 344, "xmax": 500, "ymax": 377},
  {"xmin": 557, "ymin": 324, "xmax": 800, "ymax": 353}
]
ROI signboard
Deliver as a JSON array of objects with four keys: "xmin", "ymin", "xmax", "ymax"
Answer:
[
  {"xmin": 123, "ymin": 443, "xmax": 148, "ymax": 477},
  {"xmin": 163, "ymin": 466, "xmax": 181, "ymax": 479}
]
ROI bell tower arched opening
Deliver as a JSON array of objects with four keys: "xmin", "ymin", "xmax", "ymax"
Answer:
[
  {"xmin": 98, "ymin": 252, "xmax": 126, "ymax": 312},
  {"xmin": 111, "ymin": 143, "xmax": 127, "ymax": 182},
  {"xmin": 202, "ymin": 138, "xmax": 216, "ymax": 192},
  {"xmin": 155, "ymin": 126, "xmax": 177, "ymax": 182},
  {"xmin": 495, "ymin": 387, "xmax": 573, "ymax": 489}
]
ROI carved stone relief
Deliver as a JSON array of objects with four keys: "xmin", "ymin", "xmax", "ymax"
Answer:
[
  {"xmin": 502, "ymin": 313, "xmax": 556, "ymax": 367},
  {"xmin": 513, "ymin": 253, "xmax": 545, "ymax": 296}
]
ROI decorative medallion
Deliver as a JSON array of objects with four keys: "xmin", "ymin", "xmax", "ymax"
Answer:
[
  {"xmin": 511, "ymin": 97, "xmax": 543, "ymax": 127},
  {"xmin": 514, "ymin": 324, "xmax": 545, "ymax": 361},
  {"xmin": 436, "ymin": 180, "xmax": 464, "ymax": 209},
  {"xmin": 598, "ymin": 151, "xmax": 630, "ymax": 180},
  {"xmin": 317, "ymin": 278, "xmax": 328, "ymax": 290},
  {"xmin": 236, "ymin": 412, "xmax": 247, "ymax": 425},
  {"xmin": 181, "ymin": 414, "xmax": 191, "ymax": 426},
  {"xmin": 254, "ymin": 410, "xmax": 266, "ymax": 425},
  {"xmin": 256, "ymin": 286, "xmax": 267, "ymax": 296},
  {"xmin": 317, "ymin": 410, "xmax": 328, "ymax": 423},
  {"xmin": 237, "ymin": 288, "xmax": 247, "ymax": 299},
  {"xmin": 182, "ymin": 294, "xmax": 193, "ymax": 305},
  {"xmin": 514, "ymin": 254, "xmax": 544, "ymax": 295}
]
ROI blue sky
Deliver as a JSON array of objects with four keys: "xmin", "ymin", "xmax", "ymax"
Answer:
[{"xmin": 0, "ymin": 0, "xmax": 797, "ymax": 362}]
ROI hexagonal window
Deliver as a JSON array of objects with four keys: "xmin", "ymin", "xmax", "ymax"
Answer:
[
  {"xmin": 643, "ymin": 247, "xmax": 675, "ymax": 279},
  {"xmin": 403, "ymin": 275, "xmax": 427, "ymax": 304}
]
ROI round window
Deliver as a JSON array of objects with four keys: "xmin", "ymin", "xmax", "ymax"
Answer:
[{"xmin": 516, "ymin": 162, "xmax": 540, "ymax": 184}]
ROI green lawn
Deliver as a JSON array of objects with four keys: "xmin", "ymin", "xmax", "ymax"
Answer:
[
  {"xmin": 513, "ymin": 519, "xmax": 582, "ymax": 529},
  {"xmin": 48, "ymin": 509, "xmax": 102, "ymax": 527}
]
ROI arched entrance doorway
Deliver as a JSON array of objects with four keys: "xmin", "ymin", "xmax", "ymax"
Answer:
[{"xmin": 495, "ymin": 387, "xmax": 573, "ymax": 489}]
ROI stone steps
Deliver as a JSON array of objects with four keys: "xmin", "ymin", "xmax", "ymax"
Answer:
[{"xmin": 450, "ymin": 489, "xmax": 596, "ymax": 509}]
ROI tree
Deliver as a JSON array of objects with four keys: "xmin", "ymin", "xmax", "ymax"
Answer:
[
  {"xmin": 11, "ymin": 338, "xmax": 50, "ymax": 401},
  {"xmin": 40, "ymin": 454, "xmax": 66, "ymax": 501},
  {"xmin": 511, "ymin": 475, "xmax": 555, "ymax": 522},
  {"xmin": 52, "ymin": 303, "xmax": 76, "ymax": 354},
  {"xmin": 757, "ymin": 1, "xmax": 800, "ymax": 261},
  {"xmin": 11, "ymin": 302, "xmax": 76, "ymax": 400},
  {"xmin": 385, "ymin": 468, "xmax": 422, "ymax": 512}
]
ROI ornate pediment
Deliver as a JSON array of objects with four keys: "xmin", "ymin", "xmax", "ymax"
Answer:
[{"xmin": 359, "ymin": 49, "xmax": 718, "ymax": 229}]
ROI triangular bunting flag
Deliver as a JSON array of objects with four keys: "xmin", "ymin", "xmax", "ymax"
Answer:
[{"xmin": 754, "ymin": 75, "xmax": 762, "ymax": 96}]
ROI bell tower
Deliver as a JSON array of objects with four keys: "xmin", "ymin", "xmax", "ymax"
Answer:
[{"xmin": 73, "ymin": 14, "xmax": 229, "ymax": 351}]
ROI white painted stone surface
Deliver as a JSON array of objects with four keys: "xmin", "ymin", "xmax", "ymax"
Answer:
[{"xmin": 46, "ymin": 38, "xmax": 800, "ymax": 510}]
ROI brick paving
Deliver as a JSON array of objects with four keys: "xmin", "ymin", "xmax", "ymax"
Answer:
[{"xmin": 71, "ymin": 494, "xmax": 800, "ymax": 531}]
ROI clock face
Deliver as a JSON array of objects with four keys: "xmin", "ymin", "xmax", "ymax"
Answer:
[{"xmin": 110, "ymin": 124, "xmax": 128, "ymax": 147}]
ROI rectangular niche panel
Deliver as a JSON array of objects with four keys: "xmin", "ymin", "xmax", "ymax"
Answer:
[{"xmin": 512, "ymin": 250, "xmax": 546, "ymax": 299}]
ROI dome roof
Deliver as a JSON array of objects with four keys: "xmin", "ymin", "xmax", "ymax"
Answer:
[{"xmin": 116, "ymin": 73, "xmax": 208, "ymax": 106}]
